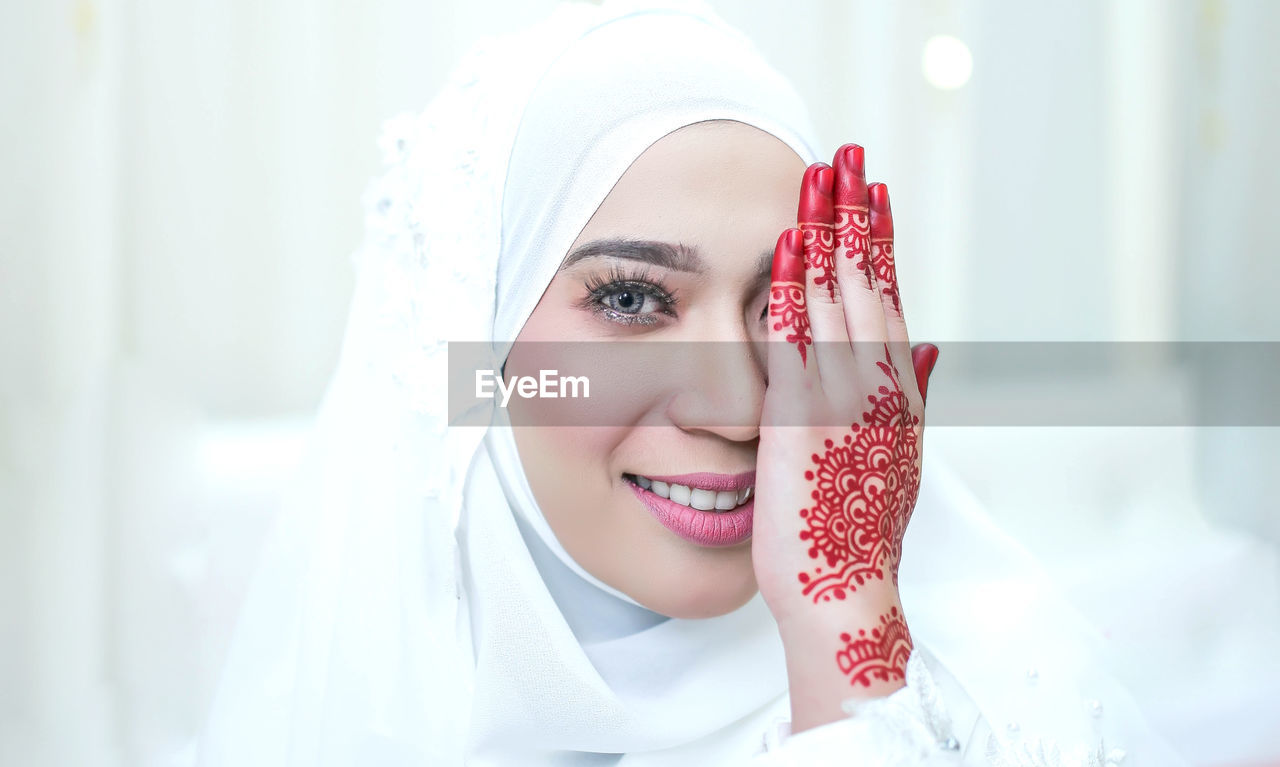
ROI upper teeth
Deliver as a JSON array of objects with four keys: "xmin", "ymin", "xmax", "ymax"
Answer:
[{"xmin": 628, "ymin": 474, "xmax": 752, "ymax": 511}]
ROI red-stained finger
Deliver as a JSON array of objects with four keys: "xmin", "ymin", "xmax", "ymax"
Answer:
[
  {"xmin": 868, "ymin": 183, "xmax": 920, "ymax": 411},
  {"xmin": 832, "ymin": 145, "xmax": 889, "ymax": 361},
  {"xmin": 767, "ymin": 228, "xmax": 816, "ymax": 390},
  {"xmin": 869, "ymin": 184, "xmax": 905, "ymax": 328},
  {"xmin": 797, "ymin": 163, "xmax": 856, "ymax": 386},
  {"xmin": 798, "ymin": 163, "xmax": 839, "ymax": 304}
]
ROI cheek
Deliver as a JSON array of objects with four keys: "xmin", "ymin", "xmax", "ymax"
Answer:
[
  {"xmin": 517, "ymin": 425, "xmax": 619, "ymax": 483},
  {"xmin": 505, "ymin": 351, "xmax": 664, "ymax": 533},
  {"xmin": 505, "ymin": 341, "xmax": 669, "ymax": 428},
  {"xmin": 506, "ymin": 288, "xmax": 673, "ymax": 549},
  {"xmin": 511, "ymin": 424, "xmax": 628, "ymax": 550}
]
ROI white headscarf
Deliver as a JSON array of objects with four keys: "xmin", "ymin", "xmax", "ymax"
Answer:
[{"xmin": 200, "ymin": 2, "xmax": 1190, "ymax": 765}]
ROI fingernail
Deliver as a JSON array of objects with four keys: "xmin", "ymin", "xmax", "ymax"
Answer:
[
  {"xmin": 869, "ymin": 183, "xmax": 894, "ymax": 238},
  {"xmin": 869, "ymin": 182, "xmax": 891, "ymax": 213},
  {"xmin": 912, "ymin": 343, "xmax": 939, "ymax": 402},
  {"xmin": 834, "ymin": 144, "xmax": 868, "ymax": 206},
  {"xmin": 798, "ymin": 163, "xmax": 834, "ymax": 223},
  {"xmin": 771, "ymin": 229, "xmax": 805, "ymax": 284}
]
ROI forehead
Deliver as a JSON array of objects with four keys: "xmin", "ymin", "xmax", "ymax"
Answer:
[{"xmin": 571, "ymin": 121, "xmax": 807, "ymax": 257}]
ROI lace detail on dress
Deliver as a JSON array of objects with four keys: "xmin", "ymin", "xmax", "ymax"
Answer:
[
  {"xmin": 984, "ymin": 735, "xmax": 1128, "ymax": 767},
  {"xmin": 754, "ymin": 650, "xmax": 963, "ymax": 765},
  {"xmin": 837, "ymin": 650, "xmax": 961, "ymax": 756},
  {"xmin": 753, "ymin": 649, "xmax": 1138, "ymax": 767}
]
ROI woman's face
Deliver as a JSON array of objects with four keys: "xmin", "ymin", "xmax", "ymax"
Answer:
[{"xmin": 506, "ymin": 121, "xmax": 806, "ymax": 619}]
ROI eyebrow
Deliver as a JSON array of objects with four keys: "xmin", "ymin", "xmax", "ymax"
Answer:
[{"xmin": 559, "ymin": 237, "xmax": 775, "ymax": 281}]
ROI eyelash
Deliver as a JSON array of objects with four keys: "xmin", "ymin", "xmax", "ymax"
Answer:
[
  {"xmin": 577, "ymin": 265, "xmax": 772, "ymax": 327},
  {"xmin": 579, "ymin": 265, "xmax": 680, "ymax": 326}
]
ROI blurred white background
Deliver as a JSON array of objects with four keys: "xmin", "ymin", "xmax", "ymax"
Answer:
[{"xmin": 2, "ymin": 0, "xmax": 1278, "ymax": 765}]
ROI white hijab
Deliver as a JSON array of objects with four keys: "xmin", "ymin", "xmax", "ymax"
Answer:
[{"xmin": 200, "ymin": 2, "xmax": 1189, "ymax": 765}]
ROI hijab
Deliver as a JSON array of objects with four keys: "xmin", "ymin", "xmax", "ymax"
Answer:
[{"xmin": 200, "ymin": 2, "xmax": 1190, "ymax": 765}]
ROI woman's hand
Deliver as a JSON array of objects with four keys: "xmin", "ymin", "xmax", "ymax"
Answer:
[{"xmin": 751, "ymin": 145, "xmax": 939, "ymax": 733}]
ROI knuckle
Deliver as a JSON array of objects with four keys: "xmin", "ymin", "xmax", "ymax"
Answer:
[{"xmin": 807, "ymin": 284, "xmax": 843, "ymax": 307}]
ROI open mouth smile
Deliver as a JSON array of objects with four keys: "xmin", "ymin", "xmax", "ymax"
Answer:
[
  {"xmin": 622, "ymin": 472, "xmax": 754, "ymax": 512},
  {"xmin": 622, "ymin": 470, "xmax": 756, "ymax": 547}
]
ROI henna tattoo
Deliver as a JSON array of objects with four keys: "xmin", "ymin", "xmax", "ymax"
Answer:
[
  {"xmin": 799, "ymin": 223, "xmax": 837, "ymax": 297},
  {"xmin": 872, "ymin": 240, "xmax": 900, "ymax": 313},
  {"xmin": 868, "ymin": 182, "xmax": 900, "ymax": 314},
  {"xmin": 796, "ymin": 345, "xmax": 921, "ymax": 601},
  {"xmin": 798, "ymin": 164, "xmax": 837, "ymax": 299},
  {"xmin": 835, "ymin": 606, "xmax": 913, "ymax": 687},
  {"xmin": 770, "ymin": 228, "xmax": 811, "ymax": 367},
  {"xmin": 835, "ymin": 206, "xmax": 873, "ymax": 286},
  {"xmin": 833, "ymin": 145, "xmax": 873, "ymax": 287},
  {"xmin": 770, "ymin": 282, "xmax": 812, "ymax": 366}
]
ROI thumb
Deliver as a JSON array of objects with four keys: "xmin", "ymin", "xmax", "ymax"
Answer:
[{"xmin": 910, "ymin": 343, "xmax": 939, "ymax": 405}]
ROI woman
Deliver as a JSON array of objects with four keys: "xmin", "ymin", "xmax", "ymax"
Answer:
[{"xmin": 201, "ymin": 2, "xmax": 1187, "ymax": 764}]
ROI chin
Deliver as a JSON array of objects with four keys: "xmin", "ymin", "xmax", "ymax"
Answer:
[{"xmin": 630, "ymin": 551, "xmax": 759, "ymax": 620}]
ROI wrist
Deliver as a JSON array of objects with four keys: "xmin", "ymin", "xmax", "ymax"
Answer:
[
  {"xmin": 775, "ymin": 581, "xmax": 904, "ymax": 647},
  {"xmin": 775, "ymin": 586, "xmax": 912, "ymax": 734}
]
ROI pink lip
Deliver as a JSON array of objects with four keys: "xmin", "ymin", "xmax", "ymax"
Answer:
[
  {"xmin": 625, "ymin": 479, "xmax": 754, "ymax": 548},
  {"xmin": 635, "ymin": 470, "xmax": 756, "ymax": 493}
]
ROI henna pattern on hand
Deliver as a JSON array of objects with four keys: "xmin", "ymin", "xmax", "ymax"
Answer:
[
  {"xmin": 868, "ymin": 183, "xmax": 901, "ymax": 315},
  {"xmin": 796, "ymin": 345, "xmax": 921, "ymax": 602},
  {"xmin": 799, "ymin": 223, "xmax": 837, "ymax": 297},
  {"xmin": 834, "ymin": 206, "xmax": 873, "ymax": 286},
  {"xmin": 836, "ymin": 606, "xmax": 913, "ymax": 687},
  {"xmin": 872, "ymin": 239, "xmax": 900, "ymax": 313},
  {"xmin": 798, "ymin": 163, "xmax": 837, "ymax": 300},
  {"xmin": 770, "ymin": 282, "xmax": 812, "ymax": 367}
]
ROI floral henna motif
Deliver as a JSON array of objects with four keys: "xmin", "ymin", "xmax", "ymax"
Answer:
[
  {"xmin": 770, "ymin": 281, "xmax": 812, "ymax": 366},
  {"xmin": 835, "ymin": 205, "xmax": 873, "ymax": 286},
  {"xmin": 836, "ymin": 606, "xmax": 913, "ymax": 687},
  {"xmin": 796, "ymin": 345, "xmax": 921, "ymax": 601},
  {"xmin": 872, "ymin": 239, "xmax": 901, "ymax": 313},
  {"xmin": 799, "ymin": 223, "xmax": 837, "ymax": 297}
]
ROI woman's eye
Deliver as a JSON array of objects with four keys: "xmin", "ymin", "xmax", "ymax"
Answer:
[
  {"xmin": 602, "ymin": 287, "xmax": 663, "ymax": 315},
  {"xmin": 583, "ymin": 277, "xmax": 677, "ymax": 326}
]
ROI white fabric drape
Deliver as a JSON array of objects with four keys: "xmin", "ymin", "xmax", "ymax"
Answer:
[{"xmin": 203, "ymin": 4, "xmax": 821, "ymax": 763}]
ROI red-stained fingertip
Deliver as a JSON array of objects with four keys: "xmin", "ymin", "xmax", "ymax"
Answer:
[
  {"xmin": 798, "ymin": 163, "xmax": 834, "ymax": 223},
  {"xmin": 771, "ymin": 228, "xmax": 805, "ymax": 284},
  {"xmin": 833, "ymin": 144, "xmax": 867, "ymax": 206},
  {"xmin": 869, "ymin": 183, "xmax": 894, "ymax": 238}
]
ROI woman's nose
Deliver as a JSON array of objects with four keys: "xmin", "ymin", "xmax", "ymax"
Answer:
[{"xmin": 664, "ymin": 324, "xmax": 765, "ymax": 442}]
